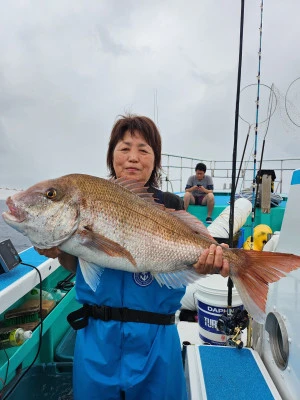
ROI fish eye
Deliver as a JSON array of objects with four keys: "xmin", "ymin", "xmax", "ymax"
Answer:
[{"xmin": 45, "ymin": 188, "xmax": 57, "ymax": 199}]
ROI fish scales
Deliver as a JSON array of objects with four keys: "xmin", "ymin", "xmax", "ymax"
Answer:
[
  {"xmin": 72, "ymin": 175, "xmax": 205, "ymax": 269},
  {"xmin": 79, "ymin": 194, "xmax": 201, "ymax": 271}
]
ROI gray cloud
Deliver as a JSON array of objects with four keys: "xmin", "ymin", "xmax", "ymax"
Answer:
[{"xmin": 0, "ymin": 0, "xmax": 299, "ymax": 191}]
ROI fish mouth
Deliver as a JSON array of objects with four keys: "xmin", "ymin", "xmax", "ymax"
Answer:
[{"xmin": 2, "ymin": 197, "xmax": 26, "ymax": 223}]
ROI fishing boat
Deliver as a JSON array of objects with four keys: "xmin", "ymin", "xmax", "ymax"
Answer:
[
  {"xmin": 1, "ymin": 0, "xmax": 300, "ymax": 398},
  {"xmin": 163, "ymin": 158, "xmax": 300, "ymax": 400}
]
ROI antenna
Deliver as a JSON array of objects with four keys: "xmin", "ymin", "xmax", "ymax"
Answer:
[{"xmin": 153, "ymin": 89, "xmax": 158, "ymax": 125}]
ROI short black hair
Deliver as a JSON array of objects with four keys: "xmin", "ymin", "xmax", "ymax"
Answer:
[
  {"xmin": 195, "ymin": 162, "xmax": 206, "ymax": 173},
  {"xmin": 107, "ymin": 114, "xmax": 162, "ymax": 187}
]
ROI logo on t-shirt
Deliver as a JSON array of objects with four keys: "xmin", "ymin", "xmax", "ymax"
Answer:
[{"xmin": 132, "ymin": 272, "xmax": 154, "ymax": 287}]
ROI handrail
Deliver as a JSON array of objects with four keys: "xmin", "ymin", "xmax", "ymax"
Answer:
[{"xmin": 161, "ymin": 153, "xmax": 300, "ymax": 194}]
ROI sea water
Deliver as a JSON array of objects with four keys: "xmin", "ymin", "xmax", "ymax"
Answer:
[{"xmin": 0, "ymin": 199, "xmax": 32, "ymax": 253}]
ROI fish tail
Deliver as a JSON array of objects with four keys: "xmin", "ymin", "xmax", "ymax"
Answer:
[{"xmin": 229, "ymin": 249, "xmax": 300, "ymax": 323}]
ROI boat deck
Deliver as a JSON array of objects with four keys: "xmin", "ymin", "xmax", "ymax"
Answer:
[
  {"xmin": 0, "ymin": 247, "xmax": 79, "ymax": 388},
  {"xmin": 183, "ymin": 193, "xmax": 287, "ymax": 240}
]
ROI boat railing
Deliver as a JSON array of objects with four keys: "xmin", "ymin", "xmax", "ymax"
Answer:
[{"xmin": 161, "ymin": 154, "xmax": 300, "ymax": 194}]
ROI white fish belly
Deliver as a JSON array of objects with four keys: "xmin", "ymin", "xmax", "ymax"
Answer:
[{"xmin": 61, "ymin": 229, "xmax": 202, "ymax": 273}]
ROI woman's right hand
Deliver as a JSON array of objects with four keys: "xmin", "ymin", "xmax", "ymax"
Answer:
[
  {"xmin": 193, "ymin": 243, "xmax": 230, "ymax": 277},
  {"xmin": 34, "ymin": 247, "xmax": 77, "ymax": 273},
  {"xmin": 34, "ymin": 246, "xmax": 62, "ymax": 259}
]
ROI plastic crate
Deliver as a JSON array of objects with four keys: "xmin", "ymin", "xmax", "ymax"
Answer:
[
  {"xmin": 5, "ymin": 362, "xmax": 73, "ymax": 399},
  {"xmin": 55, "ymin": 327, "xmax": 76, "ymax": 362}
]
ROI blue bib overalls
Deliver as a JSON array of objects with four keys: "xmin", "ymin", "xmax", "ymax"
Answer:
[{"xmin": 73, "ymin": 266, "xmax": 187, "ymax": 400}]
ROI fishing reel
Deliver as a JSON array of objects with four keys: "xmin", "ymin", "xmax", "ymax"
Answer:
[{"xmin": 217, "ymin": 308, "xmax": 249, "ymax": 349}]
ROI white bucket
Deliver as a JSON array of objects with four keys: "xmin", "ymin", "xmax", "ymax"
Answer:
[{"xmin": 195, "ymin": 275, "xmax": 243, "ymax": 345}]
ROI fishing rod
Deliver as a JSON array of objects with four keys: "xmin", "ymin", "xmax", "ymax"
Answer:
[
  {"xmin": 216, "ymin": 0, "xmax": 249, "ymax": 349},
  {"xmin": 234, "ymin": 123, "xmax": 252, "ymax": 194},
  {"xmin": 285, "ymin": 77, "xmax": 300, "ymax": 128},
  {"xmin": 153, "ymin": 89, "xmax": 159, "ymax": 126},
  {"xmin": 236, "ymin": 82, "xmax": 277, "ymax": 194},
  {"xmin": 227, "ymin": 0, "xmax": 245, "ymax": 313},
  {"xmin": 254, "ymin": 83, "xmax": 276, "ymax": 208},
  {"xmin": 249, "ymin": 0, "xmax": 264, "ymax": 247}
]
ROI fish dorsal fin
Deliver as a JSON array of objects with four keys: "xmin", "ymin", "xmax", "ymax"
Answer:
[
  {"xmin": 168, "ymin": 210, "xmax": 217, "ymax": 242},
  {"xmin": 110, "ymin": 178, "xmax": 217, "ymax": 239},
  {"xmin": 110, "ymin": 177, "xmax": 165, "ymax": 208}
]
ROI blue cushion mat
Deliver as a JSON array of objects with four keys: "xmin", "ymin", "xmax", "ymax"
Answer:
[{"xmin": 199, "ymin": 346, "xmax": 275, "ymax": 400}]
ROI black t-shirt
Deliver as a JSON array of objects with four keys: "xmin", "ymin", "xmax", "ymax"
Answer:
[{"xmin": 147, "ymin": 187, "xmax": 184, "ymax": 210}]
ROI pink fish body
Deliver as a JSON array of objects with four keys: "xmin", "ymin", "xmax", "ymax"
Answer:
[{"xmin": 2, "ymin": 174, "xmax": 300, "ymax": 323}]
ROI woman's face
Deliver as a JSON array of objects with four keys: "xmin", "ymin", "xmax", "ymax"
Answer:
[{"xmin": 113, "ymin": 130, "xmax": 155, "ymax": 184}]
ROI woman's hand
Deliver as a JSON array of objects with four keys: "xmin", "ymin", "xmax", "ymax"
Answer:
[
  {"xmin": 34, "ymin": 246, "xmax": 62, "ymax": 259},
  {"xmin": 193, "ymin": 243, "xmax": 230, "ymax": 277},
  {"xmin": 34, "ymin": 246, "xmax": 77, "ymax": 273}
]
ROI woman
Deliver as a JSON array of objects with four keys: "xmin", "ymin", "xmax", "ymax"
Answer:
[{"xmin": 37, "ymin": 114, "xmax": 229, "ymax": 400}]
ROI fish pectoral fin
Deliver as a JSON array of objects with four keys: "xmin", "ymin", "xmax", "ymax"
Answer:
[
  {"xmin": 79, "ymin": 258, "xmax": 105, "ymax": 292},
  {"xmin": 79, "ymin": 228, "xmax": 137, "ymax": 267}
]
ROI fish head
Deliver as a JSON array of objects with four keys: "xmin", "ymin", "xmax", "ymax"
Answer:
[{"xmin": 2, "ymin": 177, "xmax": 80, "ymax": 248}]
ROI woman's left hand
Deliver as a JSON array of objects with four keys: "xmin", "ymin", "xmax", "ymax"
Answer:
[{"xmin": 193, "ymin": 243, "xmax": 230, "ymax": 277}]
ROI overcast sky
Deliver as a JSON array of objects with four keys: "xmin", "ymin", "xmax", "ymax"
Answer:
[{"xmin": 1, "ymin": 0, "xmax": 300, "ymax": 190}]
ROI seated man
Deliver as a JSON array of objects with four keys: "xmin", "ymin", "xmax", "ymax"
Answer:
[{"xmin": 183, "ymin": 162, "xmax": 215, "ymax": 223}]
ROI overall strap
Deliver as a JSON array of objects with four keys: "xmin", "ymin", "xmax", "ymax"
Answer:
[{"xmin": 67, "ymin": 304, "xmax": 175, "ymax": 330}]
